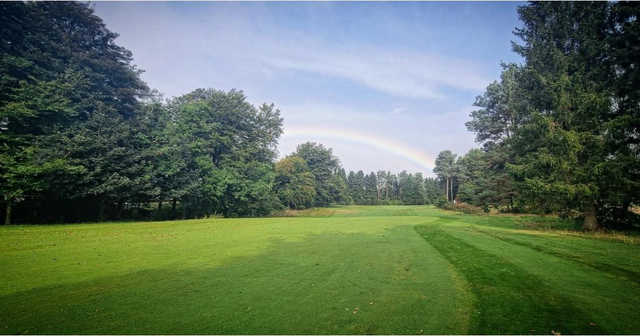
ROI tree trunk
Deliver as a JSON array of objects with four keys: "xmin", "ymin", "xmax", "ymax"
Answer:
[
  {"xmin": 450, "ymin": 177, "xmax": 454, "ymax": 203},
  {"xmin": 4, "ymin": 199, "xmax": 12, "ymax": 225},
  {"xmin": 445, "ymin": 178, "xmax": 449, "ymax": 202},
  {"xmin": 98, "ymin": 200, "xmax": 106, "ymax": 222},
  {"xmin": 115, "ymin": 202, "xmax": 123, "ymax": 220},
  {"xmin": 583, "ymin": 202, "xmax": 599, "ymax": 231},
  {"xmin": 171, "ymin": 199, "xmax": 177, "ymax": 219}
]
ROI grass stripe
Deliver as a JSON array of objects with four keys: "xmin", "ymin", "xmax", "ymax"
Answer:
[
  {"xmin": 414, "ymin": 223, "xmax": 604, "ymax": 334},
  {"xmin": 471, "ymin": 227, "xmax": 640, "ymax": 284}
]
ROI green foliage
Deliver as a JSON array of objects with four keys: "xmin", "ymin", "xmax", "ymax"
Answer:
[
  {"xmin": 433, "ymin": 151, "xmax": 457, "ymax": 179},
  {"xmin": 0, "ymin": 2, "xmax": 286, "ymax": 222},
  {"xmin": 274, "ymin": 155, "xmax": 316, "ymax": 209},
  {"xmin": 433, "ymin": 150, "xmax": 459, "ymax": 203},
  {"xmin": 293, "ymin": 142, "xmax": 343, "ymax": 207},
  {"xmin": 164, "ymin": 89, "xmax": 283, "ymax": 218},
  {"xmin": 363, "ymin": 172, "xmax": 378, "ymax": 205},
  {"xmin": 455, "ymin": 148, "xmax": 518, "ymax": 212},
  {"xmin": 461, "ymin": 2, "xmax": 640, "ymax": 229},
  {"xmin": 347, "ymin": 170, "xmax": 366, "ymax": 204},
  {"xmin": 423, "ymin": 177, "xmax": 441, "ymax": 204},
  {"xmin": 434, "ymin": 195, "xmax": 449, "ymax": 208},
  {"xmin": 399, "ymin": 171, "xmax": 426, "ymax": 205},
  {"xmin": 0, "ymin": 2, "xmax": 148, "ymax": 224},
  {"xmin": 327, "ymin": 171, "xmax": 352, "ymax": 205},
  {"xmin": 345, "ymin": 170, "xmax": 431, "ymax": 206},
  {"xmin": 466, "ymin": 64, "xmax": 524, "ymax": 149}
]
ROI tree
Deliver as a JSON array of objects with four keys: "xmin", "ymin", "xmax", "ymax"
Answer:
[
  {"xmin": 456, "ymin": 148, "xmax": 514, "ymax": 212},
  {"xmin": 363, "ymin": 172, "xmax": 378, "ymax": 205},
  {"xmin": 433, "ymin": 150, "xmax": 457, "ymax": 202},
  {"xmin": 466, "ymin": 64, "xmax": 526, "ymax": 150},
  {"xmin": 0, "ymin": 2, "xmax": 148, "ymax": 223},
  {"xmin": 44, "ymin": 104, "xmax": 156, "ymax": 221},
  {"xmin": 274, "ymin": 156, "xmax": 316, "ymax": 209},
  {"xmin": 462, "ymin": 2, "xmax": 640, "ymax": 229},
  {"xmin": 397, "ymin": 172, "xmax": 425, "ymax": 205},
  {"xmin": 348, "ymin": 170, "xmax": 365, "ymax": 204},
  {"xmin": 376, "ymin": 171, "xmax": 390, "ymax": 201},
  {"xmin": 328, "ymin": 170, "xmax": 351, "ymax": 205},
  {"xmin": 389, "ymin": 171, "xmax": 398, "ymax": 201},
  {"xmin": 294, "ymin": 142, "xmax": 341, "ymax": 206},
  {"xmin": 464, "ymin": 63, "xmax": 523, "ymax": 213},
  {"xmin": 423, "ymin": 177, "xmax": 440, "ymax": 204},
  {"xmin": 166, "ymin": 89, "xmax": 283, "ymax": 218},
  {"xmin": 508, "ymin": 2, "xmax": 615, "ymax": 229},
  {"xmin": 598, "ymin": 2, "xmax": 640, "ymax": 228}
]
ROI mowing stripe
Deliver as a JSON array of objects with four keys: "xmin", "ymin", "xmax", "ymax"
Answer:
[
  {"xmin": 414, "ymin": 224, "xmax": 604, "ymax": 334},
  {"xmin": 470, "ymin": 227, "xmax": 640, "ymax": 284}
]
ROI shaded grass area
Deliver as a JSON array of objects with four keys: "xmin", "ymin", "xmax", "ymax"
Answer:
[{"xmin": 1, "ymin": 205, "xmax": 639, "ymax": 334}]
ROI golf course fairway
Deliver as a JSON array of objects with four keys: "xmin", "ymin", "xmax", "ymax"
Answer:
[{"xmin": 1, "ymin": 206, "xmax": 639, "ymax": 334}]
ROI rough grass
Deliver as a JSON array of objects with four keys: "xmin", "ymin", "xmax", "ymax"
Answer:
[{"xmin": 1, "ymin": 205, "xmax": 639, "ymax": 334}]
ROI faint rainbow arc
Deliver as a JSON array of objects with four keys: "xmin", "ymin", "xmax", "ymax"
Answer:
[{"xmin": 283, "ymin": 126, "xmax": 435, "ymax": 172}]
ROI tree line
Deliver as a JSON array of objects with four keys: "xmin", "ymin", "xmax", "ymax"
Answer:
[
  {"xmin": 274, "ymin": 146, "xmax": 441, "ymax": 209},
  {"xmin": 432, "ymin": 2, "xmax": 640, "ymax": 230},
  {"xmin": 0, "ymin": 2, "xmax": 282, "ymax": 224},
  {"xmin": 0, "ymin": 2, "xmax": 438, "ymax": 225},
  {"xmin": 3, "ymin": 2, "xmax": 638, "ymax": 229}
]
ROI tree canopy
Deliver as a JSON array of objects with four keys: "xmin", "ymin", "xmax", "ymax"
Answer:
[{"xmin": 447, "ymin": 2, "xmax": 640, "ymax": 230}]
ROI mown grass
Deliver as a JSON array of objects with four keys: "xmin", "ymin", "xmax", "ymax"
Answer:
[{"xmin": 1, "ymin": 205, "xmax": 639, "ymax": 334}]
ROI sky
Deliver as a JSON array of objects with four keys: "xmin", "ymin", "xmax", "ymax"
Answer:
[{"xmin": 94, "ymin": 1, "xmax": 524, "ymax": 176}]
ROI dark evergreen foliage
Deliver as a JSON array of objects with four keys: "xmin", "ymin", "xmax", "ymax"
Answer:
[{"xmin": 449, "ymin": 2, "xmax": 640, "ymax": 230}]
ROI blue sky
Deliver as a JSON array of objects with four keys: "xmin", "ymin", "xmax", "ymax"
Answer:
[{"xmin": 94, "ymin": 1, "xmax": 524, "ymax": 176}]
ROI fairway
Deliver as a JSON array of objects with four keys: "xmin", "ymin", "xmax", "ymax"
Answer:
[{"xmin": 1, "ymin": 206, "xmax": 639, "ymax": 334}]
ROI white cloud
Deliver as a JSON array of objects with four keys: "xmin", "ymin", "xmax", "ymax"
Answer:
[
  {"xmin": 391, "ymin": 106, "xmax": 406, "ymax": 115},
  {"xmin": 278, "ymin": 102, "xmax": 386, "ymax": 125},
  {"xmin": 258, "ymin": 42, "xmax": 491, "ymax": 100},
  {"xmin": 95, "ymin": 3, "xmax": 492, "ymax": 100}
]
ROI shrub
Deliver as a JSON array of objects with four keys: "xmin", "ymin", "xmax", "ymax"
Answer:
[
  {"xmin": 435, "ymin": 196, "xmax": 449, "ymax": 208},
  {"xmin": 453, "ymin": 202, "xmax": 484, "ymax": 215}
]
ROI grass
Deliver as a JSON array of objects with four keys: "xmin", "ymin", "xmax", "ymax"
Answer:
[{"xmin": 1, "ymin": 205, "xmax": 639, "ymax": 334}]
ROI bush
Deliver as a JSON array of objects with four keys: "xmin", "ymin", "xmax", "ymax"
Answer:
[
  {"xmin": 435, "ymin": 196, "xmax": 449, "ymax": 208},
  {"xmin": 453, "ymin": 202, "xmax": 484, "ymax": 215}
]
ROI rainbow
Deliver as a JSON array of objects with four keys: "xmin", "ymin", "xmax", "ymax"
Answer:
[{"xmin": 283, "ymin": 126, "xmax": 435, "ymax": 172}]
